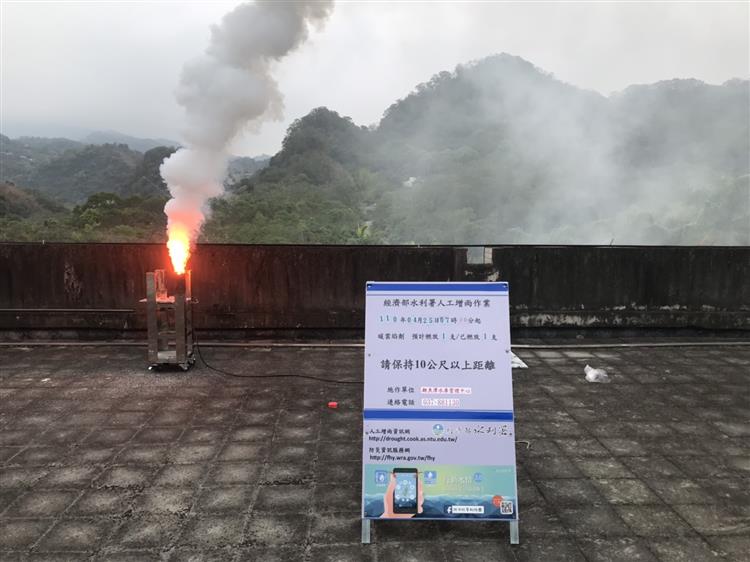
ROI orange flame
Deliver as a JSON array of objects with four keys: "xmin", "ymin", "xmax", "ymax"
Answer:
[{"xmin": 167, "ymin": 227, "xmax": 190, "ymax": 275}]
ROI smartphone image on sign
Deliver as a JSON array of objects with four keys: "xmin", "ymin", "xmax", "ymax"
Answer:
[{"xmin": 393, "ymin": 468, "xmax": 419, "ymax": 514}]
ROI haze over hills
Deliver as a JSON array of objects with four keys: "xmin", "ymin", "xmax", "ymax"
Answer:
[
  {"xmin": 209, "ymin": 55, "xmax": 749, "ymax": 245},
  {"xmin": 0, "ymin": 134, "xmax": 269, "ymax": 204},
  {"xmin": 2, "ymin": 54, "xmax": 748, "ymax": 245},
  {"xmin": 1, "ymin": 136, "xmax": 165, "ymax": 202},
  {"xmin": 82, "ymin": 130, "xmax": 179, "ymax": 153}
]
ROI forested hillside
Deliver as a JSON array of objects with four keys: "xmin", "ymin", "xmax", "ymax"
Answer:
[
  {"xmin": 0, "ymin": 135, "xmax": 83, "ymax": 181},
  {"xmin": 82, "ymin": 130, "xmax": 178, "ymax": 152},
  {"xmin": 2, "ymin": 54, "xmax": 748, "ymax": 245},
  {"xmin": 0, "ymin": 137, "xmax": 264, "ymax": 242},
  {"xmin": 209, "ymin": 55, "xmax": 748, "ymax": 245},
  {"xmin": 0, "ymin": 138, "xmax": 264, "ymax": 204}
]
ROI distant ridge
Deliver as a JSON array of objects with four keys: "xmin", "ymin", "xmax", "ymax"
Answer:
[
  {"xmin": 0, "ymin": 133, "xmax": 268, "ymax": 203},
  {"xmin": 2, "ymin": 53, "xmax": 748, "ymax": 245},
  {"xmin": 83, "ymin": 130, "xmax": 180, "ymax": 152},
  {"xmin": 216, "ymin": 53, "xmax": 748, "ymax": 245}
]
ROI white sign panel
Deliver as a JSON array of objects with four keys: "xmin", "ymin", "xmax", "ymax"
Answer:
[{"xmin": 361, "ymin": 282, "xmax": 519, "ymax": 522}]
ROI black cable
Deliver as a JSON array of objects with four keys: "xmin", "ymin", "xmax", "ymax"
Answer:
[{"xmin": 193, "ymin": 334, "xmax": 363, "ymax": 385}]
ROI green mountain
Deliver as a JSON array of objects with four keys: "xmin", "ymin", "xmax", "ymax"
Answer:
[
  {"xmin": 206, "ymin": 54, "xmax": 749, "ymax": 245},
  {"xmin": 0, "ymin": 135, "xmax": 267, "ymax": 204},
  {"xmin": 16, "ymin": 143, "xmax": 143, "ymax": 203},
  {"xmin": 1, "ymin": 54, "xmax": 747, "ymax": 245},
  {"xmin": 204, "ymin": 108, "xmax": 373, "ymax": 243},
  {"xmin": 0, "ymin": 182, "xmax": 66, "ymax": 218},
  {"xmin": 0, "ymin": 181, "xmax": 169, "ymax": 243},
  {"xmin": 226, "ymin": 156, "xmax": 271, "ymax": 188},
  {"xmin": 119, "ymin": 146, "xmax": 177, "ymax": 197},
  {"xmin": 0, "ymin": 135, "xmax": 83, "ymax": 181},
  {"xmin": 82, "ymin": 130, "xmax": 179, "ymax": 152},
  {"xmin": 0, "ymin": 181, "xmax": 75, "ymax": 242}
]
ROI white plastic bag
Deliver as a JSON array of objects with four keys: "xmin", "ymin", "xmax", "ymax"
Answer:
[{"xmin": 584, "ymin": 364, "xmax": 610, "ymax": 383}]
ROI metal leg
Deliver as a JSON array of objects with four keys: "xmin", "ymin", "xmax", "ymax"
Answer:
[
  {"xmin": 146, "ymin": 273, "xmax": 158, "ymax": 365},
  {"xmin": 509, "ymin": 520, "xmax": 519, "ymax": 545},
  {"xmin": 361, "ymin": 519, "xmax": 371, "ymax": 544},
  {"xmin": 175, "ymin": 283, "xmax": 186, "ymax": 366}
]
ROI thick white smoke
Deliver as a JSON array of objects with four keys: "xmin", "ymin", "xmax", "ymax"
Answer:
[{"xmin": 160, "ymin": 1, "xmax": 334, "ymax": 267}]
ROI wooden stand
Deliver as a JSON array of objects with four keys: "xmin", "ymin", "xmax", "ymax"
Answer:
[{"xmin": 143, "ymin": 269, "xmax": 194, "ymax": 370}]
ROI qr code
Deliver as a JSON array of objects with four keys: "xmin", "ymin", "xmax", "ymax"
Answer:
[{"xmin": 500, "ymin": 501, "xmax": 514, "ymax": 515}]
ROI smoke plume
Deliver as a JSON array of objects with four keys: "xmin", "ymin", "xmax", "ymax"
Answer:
[{"xmin": 160, "ymin": 1, "xmax": 334, "ymax": 267}]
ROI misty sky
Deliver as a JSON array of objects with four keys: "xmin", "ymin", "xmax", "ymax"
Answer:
[{"xmin": 2, "ymin": 1, "xmax": 748, "ymax": 157}]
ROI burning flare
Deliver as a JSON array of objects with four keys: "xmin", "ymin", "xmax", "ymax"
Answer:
[
  {"xmin": 167, "ymin": 226, "xmax": 191, "ymax": 275},
  {"xmin": 159, "ymin": 1, "xmax": 333, "ymax": 265}
]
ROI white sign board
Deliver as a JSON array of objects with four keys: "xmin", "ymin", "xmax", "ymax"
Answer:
[{"xmin": 361, "ymin": 282, "xmax": 519, "ymax": 543}]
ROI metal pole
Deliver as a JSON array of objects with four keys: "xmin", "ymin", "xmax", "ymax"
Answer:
[
  {"xmin": 509, "ymin": 520, "xmax": 519, "ymax": 545},
  {"xmin": 146, "ymin": 272, "xmax": 158, "ymax": 365},
  {"xmin": 175, "ymin": 274, "xmax": 186, "ymax": 367},
  {"xmin": 361, "ymin": 519, "xmax": 371, "ymax": 544},
  {"xmin": 185, "ymin": 270, "xmax": 194, "ymax": 360}
]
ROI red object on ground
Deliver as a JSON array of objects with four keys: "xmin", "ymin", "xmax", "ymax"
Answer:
[{"xmin": 327, "ymin": 401, "xmax": 338, "ymax": 409}]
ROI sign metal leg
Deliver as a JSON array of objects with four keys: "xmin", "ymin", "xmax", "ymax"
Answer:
[
  {"xmin": 361, "ymin": 518, "xmax": 371, "ymax": 544},
  {"xmin": 509, "ymin": 520, "xmax": 519, "ymax": 545}
]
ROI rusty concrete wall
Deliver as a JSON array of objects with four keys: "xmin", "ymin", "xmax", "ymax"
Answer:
[
  {"xmin": 0, "ymin": 243, "xmax": 747, "ymax": 337},
  {"xmin": 0, "ymin": 243, "xmax": 458, "ymax": 334},
  {"xmin": 489, "ymin": 246, "xmax": 750, "ymax": 330}
]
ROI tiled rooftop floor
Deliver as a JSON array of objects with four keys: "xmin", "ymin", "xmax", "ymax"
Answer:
[{"xmin": 0, "ymin": 342, "xmax": 748, "ymax": 561}]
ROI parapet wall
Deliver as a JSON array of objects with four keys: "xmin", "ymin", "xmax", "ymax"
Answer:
[
  {"xmin": 488, "ymin": 246, "xmax": 749, "ymax": 331},
  {"xmin": 0, "ymin": 243, "xmax": 747, "ymax": 338}
]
